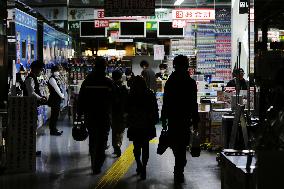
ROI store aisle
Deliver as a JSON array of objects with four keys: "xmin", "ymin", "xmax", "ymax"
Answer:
[{"xmin": 0, "ymin": 116, "xmax": 221, "ymax": 189}]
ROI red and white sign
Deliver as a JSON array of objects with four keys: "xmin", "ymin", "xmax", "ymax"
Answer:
[
  {"xmin": 172, "ymin": 20, "xmax": 186, "ymax": 28},
  {"xmin": 95, "ymin": 19, "xmax": 109, "ymax": 28},
  {"xmin": 172, "ymin": 9, "xmax": 215, "ymax": 20}
]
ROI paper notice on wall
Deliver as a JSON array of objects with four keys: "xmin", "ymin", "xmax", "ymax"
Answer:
[
  {"xmin": 154, "ymin": 45, "xmax": 165, "ymax": 60},
  {"xmin": 12, "ymin": 60, "xmax": 16, "ymax": 85}
]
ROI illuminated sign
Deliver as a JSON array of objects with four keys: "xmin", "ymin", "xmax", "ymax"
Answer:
[
  {"xmin": 172, "ymin": 9, "xmax": 215, "ymax": 21},
  {"xmin": 95, "ymin": 20, "xmax": 109, "ymax": 28},
  {"xmin": 172, "ymin": 20, "xmax": 186, "ymax": 28}
]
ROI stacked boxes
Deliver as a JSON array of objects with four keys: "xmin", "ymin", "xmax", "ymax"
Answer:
[
  {"xmin": 7, "ymin": 97, "xmax": 37, "ymax": 173},
  {"xmin": 198, "ymin": 111, "xmax": 211, "ymax": 143},
  {"xmin": 210, "ymin": 109, "xmax": 232, "ymax": 148}
]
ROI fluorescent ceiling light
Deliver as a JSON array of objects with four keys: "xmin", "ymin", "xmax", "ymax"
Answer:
[{"xmin": 174, "ymin": 0, "xmax": 184, "ymax": 6}]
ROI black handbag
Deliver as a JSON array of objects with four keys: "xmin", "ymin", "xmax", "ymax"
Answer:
[
  {"xmin": 72, "ymin": 119, "xmax": 88, "ymax": 141},
  {"xmin": 190, "ymin": 131, "xmax": 201, "ymax": 157},
  {"xmin": 157, "ymin": 129, "xmax": 169, "ymax": 155}
]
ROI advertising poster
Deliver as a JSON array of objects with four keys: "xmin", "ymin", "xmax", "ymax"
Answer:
[
  {"xmin": 43, "ymin": 23, "xmax": 71, "ymax": 66},
  {"xmin": 15, "ymin": 9, "xmax": 37, "ymax": 71}
]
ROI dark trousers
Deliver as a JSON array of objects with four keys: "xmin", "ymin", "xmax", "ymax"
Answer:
[
  {"xmin": 133, "ymin": 140, "xmax": 149, "ymax": 167},
  {"xmin": 171, "ymin": 143, "xmax": 187, "ymax": 175},
  {"xmin": 88, "ymin": 123, "xmax": 110, "ymax": 170},
  {"xmin": 111, "ymin": 115, "xmax": 125, "ymax": 152},
  {"xmin": 49, "ymin": 106, "xmax": 60, "ymax": 132}
]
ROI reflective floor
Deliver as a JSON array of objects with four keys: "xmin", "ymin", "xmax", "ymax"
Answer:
[{"xmin": 0, "ymin": 115, "xmax": 221, "ymax": 189}]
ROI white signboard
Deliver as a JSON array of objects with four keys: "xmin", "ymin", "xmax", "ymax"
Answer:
[
  {"xmin": 172, "ymin": 20, "xmax": 186, "ymax": 28},
  {"xmin": 172, "ymin": 9, "xmax": 215, "ymax": 20},
  {"xmin": 68, "ymin": 8, "xmax": 95, "ymax": 21},
  {"xmin": 154, "ymin": 45, "xmax": 165, "ymax": 60}
]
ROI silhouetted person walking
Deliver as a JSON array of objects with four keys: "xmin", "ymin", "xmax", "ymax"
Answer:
[
  {"xmin": 161, "ymin": 55, "xmax": 199, "ymax": 183},
  {"xmin": 140, "ymin": 60, "xmax": 157, "ymax": 92},
  {"xmin": 47, "ymin": 65, "xmax": 64, "ymax": 136},
  {"xmin": 111, "ymin": 70, "xmax": 128, "ymax": 157},
  {"xmin": 126, "ymin": 76, "xmax": 159, "ymax": 180},
  {"xmin": 77, "ymin": 57, "xmax": 115, "ymax": 174}
]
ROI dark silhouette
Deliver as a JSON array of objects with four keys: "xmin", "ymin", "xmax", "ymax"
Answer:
[
  {"xmin": 161, "ymin": 55, "xmax": 199, "ymax": 183},
  {"xmin": 140, "ymin": 60, "xmax": 157, "ymax": 92},
  {"xmin": 47, "ymin": 65, "xmax": 64, "ymax": 136},
  {"xmin": 24, "ymin": 60, "xmax": 47, "ymax": 105},
  {"xmin": 226, "ymin": 68, "xmax": 248, "ymax": 90},
  {"xmin": 126, "ymin": 76, "xmax": 159, "ymax": 180},
  {"xmin": 77, "ymin": 57, "xmax": 115, "ymax": 174},
  {"xmin": 111, "ymin": 70, "xmax": 128, "ymax": 157}
]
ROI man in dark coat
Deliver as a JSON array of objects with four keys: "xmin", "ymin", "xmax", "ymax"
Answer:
[
  {"xmin": 77, "ymin": 57, "xmax": 115, "ymax": 174},
  {"xmin": 161, "ymin": 55, "xmax": 199, "ymax": 183},
  {"xmin": 140, "ymin": 60, "xmax": 157, "ymax": 92}
]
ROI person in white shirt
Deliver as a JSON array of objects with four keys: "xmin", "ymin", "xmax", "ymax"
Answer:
[{"xmin": 47, "ymin": 65, "xmax": 64, "ymax": 136}]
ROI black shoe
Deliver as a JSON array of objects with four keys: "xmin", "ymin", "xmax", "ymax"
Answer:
[
  {"xmin": 114, "ymin": 149, "xmax": 121, "ymax": 157},
  {"xmin": 140, "ymin": 166, "xmax": 146, "ymax": 180},
  {"xmin": 50, "ymin": 130, "xmax": 63, "ymax": 136}
]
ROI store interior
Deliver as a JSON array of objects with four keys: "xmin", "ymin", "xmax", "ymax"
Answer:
[{"xmin": 1, "ymin": 0, "xmax": 284, "ymax": 189}]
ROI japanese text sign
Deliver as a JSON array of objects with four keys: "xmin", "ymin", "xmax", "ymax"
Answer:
[
  {"xmin": 95, "ymin": 20, "xmax": 109, "ymax": 28},
  {"xmin": 104, "ymin": 0, "xmax": 155, "ymax": 17},
  {"xmin": 172, "ymin": 20, "xmax": 186, "ymax": 28},
  {"xmin": 172, "ymin": 9, "xmax": 215, "ymax": 21}
]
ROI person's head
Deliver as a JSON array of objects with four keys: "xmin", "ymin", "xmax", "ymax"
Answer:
[
  {"xmin": 130, "ymin": 75, "xmax": 147, "ymax": 94},
  {"xmin": 94, "ymin": 57, "xmax": 107, "ymax": 73},
  {"xmin": 125, "ymin": 69, "xmax": 134, "ymax": 79},
  {"xmin": 112, "ymin": 69, "xmax": 123, "ymax": 83},
  {"xmin": 51, "ymin": 65, "xmax": 60, "ymax": 77},
  {"xmin": 159, "ymin": 63, "xmax": 168, "ymax": 74},
  {"xmin": 233, "ymin": 68, "xmax": 245, "ymax": 79},
  {"xmin": 140, "ymin": 60, "xmax": 149, "ymax": 69},
  {"xmin": 30, "ymin": 60, "xmax": 45, "ymax": 77},
  {"xmin": 173, "ymin": 55, "xmax": 189, "ymax": 72}
]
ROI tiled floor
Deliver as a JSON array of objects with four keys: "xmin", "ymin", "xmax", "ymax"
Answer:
[{"xmin": 0, "ymin": 116, "xmax": 221, "ymax": 189}]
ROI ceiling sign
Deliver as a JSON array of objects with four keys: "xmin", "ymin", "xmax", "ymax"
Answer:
[
  {"xmin": 172, "ymin": 20, "xmax": 186, "ymax": 28},
  {"xmin": 172, "ymin": 9, "xmax": 215, "ymax": 21},
  {"xmin": 104, "ymin": 0, "xmax": 155, "ymax": 17},
  {"xmin": 95, "ymin": 20, "xmax": 109, "ymax": 28},
  {"xmin": 239, "ymin": 0, "xmax": 249, "ymax": 14}
]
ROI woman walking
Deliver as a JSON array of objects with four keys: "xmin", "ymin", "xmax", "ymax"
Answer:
[{"xmin": 126, "ymin": 76, "xmax": 159, "ymax": 180}]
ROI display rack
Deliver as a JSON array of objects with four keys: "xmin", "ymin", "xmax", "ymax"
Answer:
[
  {"xmin": 170, "ymin": 36, "xmax": 195, "ymax": 56},
  {"xmin": 196, "ymin": 22, "xmax": 216, "ymax": 76},
  {"xmin": 215, "ymin": 8, "xmax": 232, "ymax": 81}
]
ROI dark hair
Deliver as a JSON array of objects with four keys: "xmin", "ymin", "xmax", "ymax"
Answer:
[
  {"xmin": 233, "ymin": 68, "xmax": 244, "ymax": 76},
  {"xmin": 159, "ymin": 63, "xmax": 168, "ymax": 69},
  {"xmin": 112, "ymin": 70, "xmax": 122, "ymax": 81},
  {"xmin": 130, "ymin": 76, "xmax": 147, "ymax": 93},
  {"xmin": 140, "ymin": 60, "xmax": 149, "ymax": 68},
  {"xmin": 94, "ymin": 57, "xmax": 107, "ymax": 71},
  {"xmin": 125, "ymin": 68, "xmax": 134, "ymax": 76},
  {"xmin": 173, "ymin": 55, "xmax": 189, "ymax": 70},
  {"xmin": 51, "ymin": 65, "xmax": 60, "ymax": 73},
  {"xmin": 30, "ymin": 60, "xmax": 45, "ymax": 70}
]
